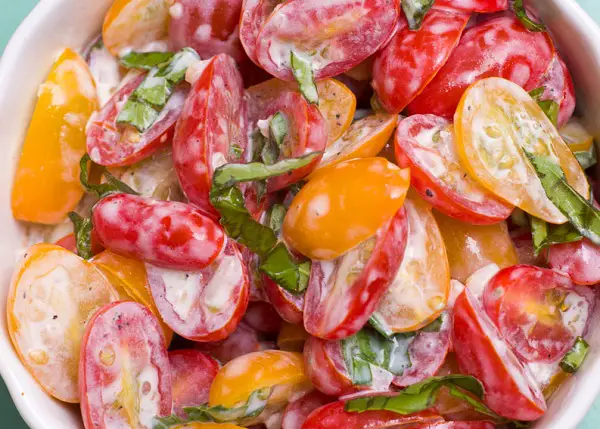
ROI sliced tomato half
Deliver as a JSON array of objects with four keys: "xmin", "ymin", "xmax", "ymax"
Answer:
[
  {"xmin": 548, "ymin": 239, "xmax": 600, "ymax": 286},
  {"xmin": 534, "ymin": 54, "xmax": 576, "ymax": 128},
  {"xmin": 410, "ymin": 422, "xmax": 497, "ymax": 429},
  {"xmin": 282, "ymin": 391, "xmax": 334, "ymax": 429},
  {"xmin": 435, "ymin": 0, "xmax": 507, "ymax": 12},
  {"xmin": 263, "ymin": 275, "xmax": 305, "ymax": 325},
  {"xmin": 239, "ymin": 0, "xmax": 282, "ymax": 66}
]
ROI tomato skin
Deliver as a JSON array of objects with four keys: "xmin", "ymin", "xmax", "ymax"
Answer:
[
  {"xmin": 194, "ymin": 322, "xmax": 263, "ymax": 363},
  {"xmin": 304, "ymin": 207, "xmax": 408, "ymax": 340},
  {"xmin": 92, "ymin": 194, "xmax": 225, "ymax": 270},
  {"xmin": 548, "ymin": 239, "xmax": 600, "ymax": 285},
  {"xmin": 282, "ymin": 391, "xmax": 333, "ymax": 429},
  {"xmin": 263, "ymin": 275, "xmax": 305, "ymax": 324},
  {"xmin": 435, "ymin": 0, "xmax": 507, "ymax": 11},
  {"xmin": 410, "ymin": 422, "xmax": 497, "ymax": 429},
  {"xmin": 303, "ymin": 336, "xmax": 356, "ymax": 397},
  {"xmin": 239, "ymin": 0, "xmax": 281, "ymax": 66},
  {"xmin": 453, "ymin": 289, "xmax": 546, "ymax": 421},
  {"xmin": 535, "ymin": 54, "xmax": 576, "ymax": 128},
  {"xmin": 372, "ymin": 8, "xmax": 470, "ymax": 114},
  {"xmin": 243, "ymin": 301, "xmax": 283, "ymax": 333}
]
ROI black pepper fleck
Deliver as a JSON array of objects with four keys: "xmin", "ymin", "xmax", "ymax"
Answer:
[{"xmin": 425, "ymin": 189, "xmax": 434, "ymax": 198}]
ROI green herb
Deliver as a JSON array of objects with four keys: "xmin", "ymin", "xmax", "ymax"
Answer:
[
  {"xmin": 260, "ymin": 243, "xmax": 311, "ymax": 294},
  {"xmin": 419, "ymin": 315, "xmax": 444, "ymax": 333},
  {"xmin": 251, "ymin": 131, "xmax": 266, "ymax": 162},
  {"xmin": 230, "ymin": 144, "xmax": 244, "ymax": 160},
  {"xmin": 79, "ymin": 154, "xmax": 139, "ymax": 199},
  {"xmin": 269, "ymin": 112, "xmax": 288, "ymax": 147},
  {"xmin": 574, "ymin": 145, "xmax": 598, "ymax": 170},
  {"xmin": 261, "ymin": 138, "xmax": 279, "ymax": 165},
  {"xmin": 290, "ymin": 51, "xmax": 319, "ymax": 104},
  {"xmin": 538, "ymin": 100, "xmax": 560, "ymax": 126},
  {"xmin": 511, "ymin": 208, "xmax": 530, "ymax": 228},
  {"xmin": 402, "ymin": 0, "xmax": 435, "ymax": 31},
  {"xmin": 530, "ymin": 216, "xmax": 583, "ymax": 256},
  {"xmin": 514, "ymin": 0, "xmax": 546, "ymax": 32},
  {"xmin": 68, "ymin": 212, "xmax": 93, "ymax": 260},
  {"xmin": 529, "ymin": 87, "xmax": 545, "ymax": 101},
  {"xmin": 119, "ymin": 51, "xmax": 175, "ymax": 70},
  {"xmin": 445, "ymin": 385, "xmax": 509, "ymax": 421},
  {"xmin": 268, "ymin": 204, "xmax": 287, "ymax": 236},
  {"xmin": 560, "ymin": 337, "xmax": 589, "ymax": 373},
  {"xmin": 369, "ymin": 313, "xmax": 395, "ymax": 338}
]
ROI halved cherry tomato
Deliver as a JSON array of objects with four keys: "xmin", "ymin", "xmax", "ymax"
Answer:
[
  {"xmin": 169, "ymin": 0, "xmax": 245, "ymax": 62},
  {"xmin": 171, "ymin": 424, "xmax": 245, "ymax": 429},
  {"xmin": 55, "ymin": 231, "xmax": 105, "ymax": 257},
  {"xmin": 169, "ymin": 350, "xmax": 220, "ymax": 418},
  {"xmin": 455, "ymin": 77, "xmax": 589, "ymax": 223},
  {"xmin": 194, "ymin": 322, "xmax": 263, "ymax": 363},
  {"xmin": 147, "ymin": 239, "xmax": 249, "ymax": 342},
  {"xmin": 93, "ymin": 193, "xmax": 224, "ymax": 270},
  {"xmin": 12, "ymin": 49, "xmax": 97, "ymax": 224},
  {"xmin": 434, "ymin": 212, "xmax": 518, "ymax": 283},
  {"xmin": 483, "ymin": 265, "xmax": 594, "ymax": 363},
  {"xmin": 408, "ymin": 17, "xmax": 555, "ymax": 119},
  {"xmin": 304, "ymin": 207, "xmax": 408, "ymax": 339},
  {"xmin": 173, "ymin": 54, "xmax": 248, "ymax": 216},
  {"xmin": 263, "ymin": 275, "xmax": 305, "ymax": 325},
  {"xmin": 103, "ymin": 0, "xmax": 173, "ymax": 57},
  {"xmin": 255, "ymin": 0, "xmax": 400, "ymax": 81},
  {"xmin": 87, "ymin": 72, "xmax": 187, "ymax": 167},
  {"xmin": 243, "ymin": 301, "xmax": 283, "ymax": 333},
  {"xmin": 464, "ymin": 264, "xmax": 501, "ymax": 302},
  {"xmin": 396, "ymin": 115, "xmax": 513, "ymax": 224},
  {"xmin": 535, "ymin": 54, "xmax": 576, "ymax": 128},
  {"xmin": 282, "ymin": 391, "xmax": 333, "ymax": 429},
  {"xmin": 7, "ymin": 244, "xmax": 116, "ymax": 403},
  {"xmin": 278, "ymin": 322, "xmax": 310, "ymax": 352},
  {"xmin": 560, "ymin": 118, "xmax": 595, "ymax": 154},
  {"xmin": 344, "ymin": 57, "xmax": 374, "ymax": 82},
  {"xmin": 372, "ymin": 8, "xmax": 469, "ymax": 114},
  {"xmin": 239, "ymin": 0, "xmax": 281, "ymax": 66},
  {"xmin": 373, "ymin": 194, "xmax": 450, "ymax": 333},
  {"xmin": 548, "ymin": 239, "xmax": 600, "ymax": 285},
  {"xmin": 410, "ymin": 422, "xmax": 497, "ymax": 429},
  {"xmin": 453, "ymin": 289, "xmax": 546, "ymax": 420},
  {"xmin": 284, "ymin": 158, "xmax": 410, "ymax": 260},
  {"xmin": 435, "ymin": 0, "xmax": 507, "ymax": 11},
  {"xmin": 79, "ymin": 302, "xmax": 172, "ymax": 429}
]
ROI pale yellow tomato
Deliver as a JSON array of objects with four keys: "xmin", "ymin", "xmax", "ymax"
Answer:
[{"xmin": 560, "ymin": 118, "xmax": 595, "ymax": 153}]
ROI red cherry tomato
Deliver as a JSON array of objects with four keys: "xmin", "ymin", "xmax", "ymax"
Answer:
[
  {"xmin": 483, "ymin": 265, "xmax": 594, "ymax": 363},
  {"xmin": 372, "ymin": 8, "xmax": 470, "ymax": 114},
  {"xmin": 146, "ymin": 239, "xmax": 249, "ymax": 342},
  {"xmin": 548, "ymin": 239, "xmax": 600, "ymax": 285},
  {"xmin": 435, "ymin": 0, "xmax": 507, "ymax": 12},
  {"xmin": 410, "ymin": 422, "xmax": 497, "ymax": 429},
  {"xmin": 304, "ymin": 208, "xmax": 408, "ymax": 340},
  {"xmin": 80, "ymin": 302, "xmax": 172, "ymax": 429},
  {"xmin": 169, "ymin": 0, "xmax": 246, "ymax": 62},
  {"xmin": 55, "ymin": 231, "xmax": 105, "ymax": 256},
  {"xmin": 255, "ymin": 0, "xmax": 400, "ymax": 81},
  {"xmin": 169, "ymin": 350, "xmax": 220, "ymax": 418},
  {"xmin": 263, "ymin": 275, "xmax": 305, "ymax": 325},
  {"xmin": 243, "ymin": 301, "xmax": 283, "ymax": 333},
  {"xmin": 453, "ymin": 289, "xmax": 546, "ymax": 421},
  {"xmin": 87, "ymin": 72, "xmax": 187, "ymax": 167},
  {"xmin": 194, "ymin": 322, "xmax": 264, "ymax": 363},
  {"xmin": 281, "ymin": 391, "xmax": 334, "ymax": 429},
  {"xmin": 93, "ymin": 194, "xmax": 225, "ymax": 270},
  {"xmin": 407, "ymin": 16, "xmax": 555, "ymax": 119},
  {"xmin": 535, "ymin": 54, "xmax": 576, "ymax": 128},
  {"xmin": 173, "ymin": 54, "xmax": 248, "ymax": 217},
  {"xmin": 239, "ymin": 0, "xmax": 281, "ymax": 66},
  {"xmin": 395, "ymin": 115, "xmax": 513, "ymax": 224}
]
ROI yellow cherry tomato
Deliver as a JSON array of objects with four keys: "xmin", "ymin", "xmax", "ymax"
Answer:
[
  {"xmin": 91, "ymin": 250, "xmax": 173, "ymax": 346},
  {"xmin": 277, "ymin": 323, "xmax": 310, "ymax": 352},
  {"xmin": 434, "ymin": 211, "xmax": 518, "ymax": 283},
  {"xmin": 172, "ymin": 424, "xmax": 245, "ymax": 429},
  {"xmin": 455, "ymin": 77, "xmax": 589, "ymax": 223},
  {"xmin": 11, "ymin": 49, "xmax": 98, "ymax": 224},
  {"xmin": 103, "ymin": 0, "xmax": 173, "ymax": 57},
  {"xmin": 283, "ymin": 157, "xmax": 410, "ymax": 260},
  {"xmin": 7, "ymin": 244, "xmax": 117, "ymax": 403},
  {"xmin": 559, "ymin": 118, "xmax": 595, "ymax": 153}
]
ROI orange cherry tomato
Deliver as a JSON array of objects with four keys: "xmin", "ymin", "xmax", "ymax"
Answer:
[
  {"xmin": 559, "ymin": 118, "xmax": 594, "ymax": 153},
  {"xmin": 455, "ymin": 77, "xmax": 589, "ymax": 223},
  {"xmin": 11, "ymin": 49, "xmax": 97, "ymax": 224},
  {"xmin": 7, "ymin": 244, "xmax": 116, "ymax": 403},
  {"xmin": 283, "ymin": 157, "xmax": 410, "ymax": 260}
]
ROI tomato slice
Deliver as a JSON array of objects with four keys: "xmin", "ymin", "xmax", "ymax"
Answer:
[
  {"xmin": 483, "ymin": 265, "xmax": 594, "ymax": 363},
  {"xmin": 410, "ymin": 422, "xmax": 497, "ymax": 429},
  {"xmin": 80, "ymin": 302, "xmax": 172, "ymax": 429},
  {"xmin": 560, "ymin": 118, "xmax": 595, "ymax": 154},
  {"xmin": 281, "ymin": 391, "xmax": 333, "ymax": 429},
  {"xmin": 407, "ymin": 16, "xmax": 555, "ymax": 119},
  {"xmin": 304, "ymin": 207, "xmax": 408, "ymax": 339},
  {"xmin": 255, "ymin": 0, "xmax": 400, "ymax": 81},
  {"xmin": 372, "ymin": 8, "xmax": 469, "ymax": 114},
  {"xmin": 171, "ymin": 424, "xmax": 245, "ymax": 429},
  {"xmin": 373, "ymin": 194, "xmax": 449, "ymax": 333},
  {"xmin": 263, "ymin": 275, "xmax": 305, "ymax": 325},
  {"xmin": 453, "ymin": 289, "xmax": 546, "ymax": 420},
  {"xmin": 535, "ymin": 54, "xmax": 576, "ymax": 128},
  {"xmin": 194, "ymin": 322, "xmax": 263, "ymax": 363},
  {"xmin": 173, "ymin": 53, "xmax": 248, "ymax": 217},
  {"xmin": 455, "ymin": 77, "xmax": 589, "ymax": 223},
  {"xmin": 243, "ymin": 301, "xmax": 283, "ymax": 333},
  {"xmin": 435, "ymin": 0, "xmax": 507, "ymax": 11},
  {"xmin": 147, "ymin": 239, "xmax": 249, "ymax": 342},
  {"xmin": 396, "ymin": 115, "xmax": 513, "ymax": 224},
  {"xmin": 169, "ymin": 350, "xmax": 220, "ymax": 418},
  {"xmin": 7, "ymin": 244, "xmax": 116, "ymax": 403},
  {"xmin": 239, "ymin": 0, "xmax": 281, "ymax": 66},
  {"xmin": 548, "ymin": 239, "xmax": 600, "ymax": 286}
]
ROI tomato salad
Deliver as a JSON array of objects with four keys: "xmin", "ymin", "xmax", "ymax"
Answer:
[{"xmin": 7, "ymin": 0, "xmax": 600, "ymax": 428}]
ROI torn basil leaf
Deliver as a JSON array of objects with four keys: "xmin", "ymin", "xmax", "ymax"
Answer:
[
  {"xmin": 260, "ymin": 243, "xmax": 311, "ymax": 294},
  {"xmin": 513, "ymin": 0, "xmax": 546, "ymax": 32},
  {"xmin": 574, "ymin": 144, "xmax": 598, "ymax": 170},
  {"xmin": 79, "ymin": 154, "xmax": 139, "ymax": 199},
  {"xmin": 530, "ymin": 216, "xmax": 583, "ymax": 256},
  {"xmin": 184, "ymin": 388, "xmax": 272, "ymax": 423},
  {"xmin": 560, "ymin": 337, "xmax": 589, "ymax": 374},
  {"xmin": 290, "ymin": 51, "xmax": 319, "ymax": 104},
  {"xmin": 270, "ymin": 112, "xmax": 288, "ymax": 147},
  {"xmin": 538, "ymin": 100, "xmax": 560, "ymax": 126},
  {"xmin": 68, "ymin": 212, "xmax": 93, "ymax": 260},
  {"xmin": 402, "ymin": 0, "xmax": 435, "ymax": 31},
  {"xmin": 229, "ymin": 144, "xmax": 244, "ymax": 160},
  {"xmin": 511, "ymin": 208, "xmax": 530, "ymax": 228},
  {"xmin": 529, "ymin": 87, "xmax": 545, "ymax": 101},
  {"xmin": 120, "ymin": 51, "xmax": 175, "ymax": 70},
  {"xmin": 153, "ymin": 415, "xmax": 185, "ymax": 429},
  {"xmin": 445, "ymin": 385, "xmax": 510, "ymax": 422},
  {"xmin": 268, "ymin": 204, "xmax": 287, "ymax": 236}
]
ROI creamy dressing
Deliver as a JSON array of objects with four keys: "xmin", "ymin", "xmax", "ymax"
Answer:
[
  {"xmin": 156, "ymin": 267, "xmax": 204, "ymax": 320},
  {"xmin": 465, "ymin": 263, "xmax": 500, "ymax": 301},
  {"xmin": 88, "ymin": 44, "xmax": 122, "ymax": 106},
  {"xmin": 203, "ymin": 253, "xmax": 243, "ymax": 312}
]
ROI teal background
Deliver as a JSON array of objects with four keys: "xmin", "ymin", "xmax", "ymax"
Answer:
[{"xmin": 0, "ymin": 0, "xmax": 599, "ymax": 427}]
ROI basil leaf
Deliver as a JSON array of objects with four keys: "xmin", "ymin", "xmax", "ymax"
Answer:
[
  {"xmin": 529, "ymin": 87, "xmax": 545, "ymax": 101},
  {"xmin": 260, "ymin": 243, "xmax": 311, "ymax": 294},
  {"xmin": 574, "ymin": 144, "xmax": 597, "ymax": 170},
  {"xmin": 268, "ymin": 204, "xmax": 287, "ymax": 236},
  {"xmin": 261, "ymin": 138, "xmax": 279, "ymax": 165},
  {"xmin": 68, "ymin": 212, "xmax": 93, "ymax": 260},
  {"xmin": 120, "ymin": 51, "xmax": 175, "ymax": 70},
  {"xmin": 184, "ymin": 388, "xmax": 272, "ymax": 423},
  {"xmin": 290, "ymin": 51, "xmax": 319, "ymax": 104},
  {"xmin": 153, "ymin": 415, "xmax": 185, "ymax": 429},
  {"xmin": 525, "ymin": 151, "xmax": 600, "ymax": 246},
  {"xmin": 402, "ymin": 0, "xmax": 435, "ymax": 31},
  {"xmin": 251, "ymin": 130, "xmax": 266, "ymax": 163},
  {"xmin": 446, "ymin": 385, "xmax": 508, "ymax": 422},
  {"xmin": 79, "ymin": 154, "xmax": 139, "ymax": 199},
  {"xmin": 511, "ymin": 208, "xmax": 530, "ymax": 228},
  {"xmin": 230, "ymin": 144, "xmax": 244, "ymax": 161},
  {"xmin": 514, "ymin": 0, "xmax": 546, "ymax": 32},
  {"xmin": 270, "ymin": 112, "xmax": 288, "ymax": 147},
  {"xmin": 116, "ymin": 99, "xmax": 160, "ymax": 132},
  {"xmin": 156, "ymin": 48, "xmax": 199, "ymax": 84},
  {"xmin": 560, "ymin": 337, "xmax": 589, "ymax": 374},
  {"xmin": 538, "ymin": 100, "xmax": 560, "ymax": 127},
  {"xmin": 530, "ymin": 216, "xmax": 582, "ymax": 255},
  {"xmin": 369, "ymin": 313, "xmax": 394, "ymax": 338},
  {"xmin": 419, "ymin": 315, "xmax": 444, "ymax": 333}
]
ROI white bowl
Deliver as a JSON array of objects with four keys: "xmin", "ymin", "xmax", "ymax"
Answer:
[{"xmin": 1, "ymin": 1, "xmax": 600, "ymax": 428}]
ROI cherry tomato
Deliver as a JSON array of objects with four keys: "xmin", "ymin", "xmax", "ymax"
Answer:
[
  {"xmin": 243, "ymin": 301, "xmax": 283, "ymax": 333},
  {"xmin": 483, "ymin": 265, "xmax": 594, "ymax": 363},
  {"xmin": 455, "ymin": 77, "xmax": 589, "ymax": 223},
  {"xmin": 435, "ymin": 0, "xmax": 507, "ymax": 11},
  {"xmin": 453, "ymin": 289, "xmax": 546, "ymax": 420},
  {"xmin": 373, "ymin": 194, "xmax": 449, "ymax": 333},
  {"xmin": 548, "ymin": 239, "xmax": 600, "ymax": 285},
  {"xmin": 93, "ymin": 194, "xmax": 225, "ymax": 270},
  {"xmin": 169, "ymin": 350, "xmax": 220, "ymax": 418},
  {"xmin": 7, "ymin": 244, "xmax": 116, "ymax": 403},
  {"xmin": 304, "ymin": 207, "xmax": 408, "ymax": 339},
  {"xmin": 263, "ymin": 275, "xmax": 305, "ymax": 325},
  {"xmin": 171, "ymin": 424, "xmax": 245, "ymax": 429},
  {"xmin": 344, "ymin": 57, "xmax": 374, "ymax": 82},
  {"xmin": 434, "ymin": 212, "xmax": 518, "ymax": 283},
  {"xmin": 194, "ymin": 322, "xmax": 263, "ymax": 363},
  {"xmin": 535, "ymin": 53, "xmax": 576, "ymax": 129},
  {"xmin": 372, "ymin": 8, "xmax": 469, "ymax": 114},
  {"xmin": 560, "ymin": 118, "xmax": 595, "ymax": 154},
  {"xmin": 407, "ymin": 17, "xmax": 555, "ymax": 119},
  {"xmin": 80, "ymin": 302, "xmax": 172, "ymax": 429},
  {"xmin": 12, "ymin": 49, "xmax": 97, "ymax": 224},
  {"xmin": 239, "ymin": 0, "xmax": 281, "ymax": 66},
  {"xmin": 255, "ymin": 0, "xmax": 400, "ymax": 81},
  {"xmin": 282, "ymin": 391, "xmax": 333, "ymax": 429},
  {"xmin": 410, "ymin": 423, "xmax": 497, "ymax": 429},
  {"xmin": 147, "ymin": 239, "xmax": 249, "ymax": 342},
  {"xmin": 103, "ymin": 0, "xmax": 173, "ymax": 57},
  {"xmin": 278, "ymin": 322, "xmax": 310, "ymax": 352},
  {"xmin": 173, "ymin": 54, "xmax": 248, "ymax": 216},
  {"xmin": 510, "ymin": 228, "xmax": 547, "ymax": 267},
  {"xmin": 284, "ymin": 158, "xmax": 410, "ymax": 260}
]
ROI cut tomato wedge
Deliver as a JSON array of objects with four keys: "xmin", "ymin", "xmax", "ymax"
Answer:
[
  {"xmin": 263, "ymin": 275, "xmax": 305, "ymax": 325},
  {"xmin": 535, "ymin": 53, "xmax": 576, "ymax": 128},
  {"xmin": 548, "ymin": 239, "xmax": 600, "ymax": 286},
  {"xmin": 239, "ymin": 0, "xmax": 282, "ymax": 66},
  {"xmin": 282, "ymin": 391, "xmax": 333, "ymax": 429}
]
